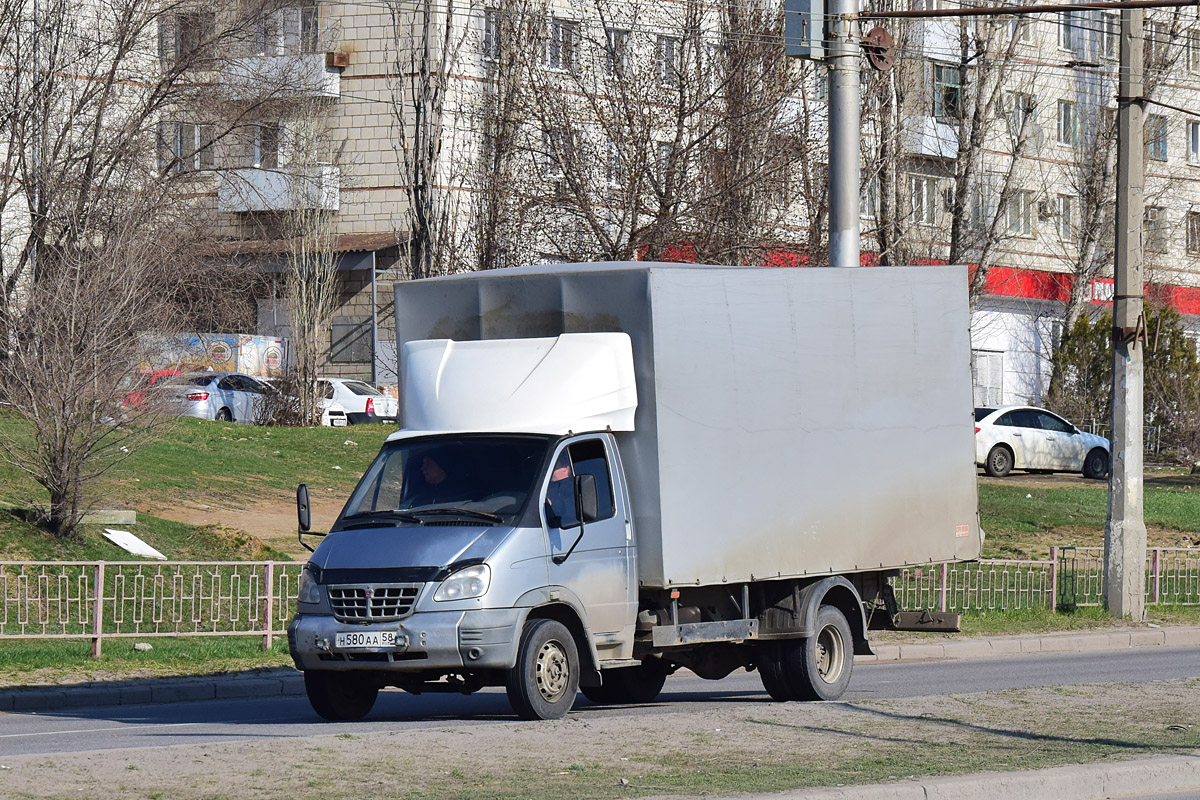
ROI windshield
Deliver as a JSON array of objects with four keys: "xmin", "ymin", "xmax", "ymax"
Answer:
[{"xmin": 337, "ymin": 435, "xmax": 552, "ymax": 526}]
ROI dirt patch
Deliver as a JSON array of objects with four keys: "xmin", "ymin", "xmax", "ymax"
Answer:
[
  {"xmin": 142, "ymin": 494, "xmax": 346, "ymax": 559},
  {"xmin": 3, "ymin": 679, "xmax": 1198, "ymax": 799}
]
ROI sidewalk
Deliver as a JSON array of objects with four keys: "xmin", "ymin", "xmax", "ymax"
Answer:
[{"xmin": 2, "ymin": 625, "xmax": 1199, "ymax": 714}]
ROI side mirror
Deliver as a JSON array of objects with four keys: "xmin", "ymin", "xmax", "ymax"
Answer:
[
  {"xmin": 297, "ymin": 483, "xmax": 312, "ymax": 532},
  {"xmin": 576, "ymin": 474, "xmax": 598, "ymax": 523}
]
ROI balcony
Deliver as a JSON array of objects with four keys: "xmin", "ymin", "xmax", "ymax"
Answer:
[
  {"xmin": 222, "ymin": 53, "xmax": 341, "ymax": 100},
  {"xmin": 217, "ymin": 165, "xmax": 340, "ymax": 212}
]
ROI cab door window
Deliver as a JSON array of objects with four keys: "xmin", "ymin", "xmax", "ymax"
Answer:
[{"xmin": 545, "ymin": 439, "xmax": 615, "ymax": 528}]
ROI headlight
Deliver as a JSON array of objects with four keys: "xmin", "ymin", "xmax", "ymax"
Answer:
[
  {"xmin": 434, "ymin": 564, "xmax": 491, "ymax": 602},
  {"xmin": 298, "ymin": 565, "xmax": 323, "ymax": 605}
]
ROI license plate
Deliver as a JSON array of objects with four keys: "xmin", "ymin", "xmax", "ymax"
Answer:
[
  {"xmin": 335, "ymin": 630, "xmax": 396, "ymax": 649},
  {"xmin": 331, "ymin": 418, "xmax": 347, "ymax": 427}
]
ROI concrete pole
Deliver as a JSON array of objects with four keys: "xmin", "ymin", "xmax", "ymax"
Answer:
[
  {"xmin": 827, "ymin": 0, "xmax": 860, "ymax": 268},
  {"xmin": 1105, "ymin": 8, "xmax": 1147, "ymax": 620}
]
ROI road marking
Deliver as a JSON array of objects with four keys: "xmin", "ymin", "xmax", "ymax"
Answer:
[{"xmin": 0, "ymin": 722, "xmax": 204, "ymax": 739}]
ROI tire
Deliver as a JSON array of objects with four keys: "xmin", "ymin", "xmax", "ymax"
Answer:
[
  {"xmin": 505, "ymin": 618, "xmax": 580, "ymax": 720},
  {"xmin": 215, "ymin": 408, "xmax": 233, "ymax": 422},
  {"xmin": 580, "ymin": 661, "xmax": 668, "ymax": 705},
  {"xmin": 758, "ymin": 605, "xmax": 854, "ymax": 702},
  {"xmin": 984, "ymin": 444, "xmax": 1013, "ymax": 478},
  {"xmin": 304, "ymin": 670, "xmax": 379, "ymax": 721},
  {"xmin": 1083, "ymin": 448, "xmax": 1109, "ymax": 480}
]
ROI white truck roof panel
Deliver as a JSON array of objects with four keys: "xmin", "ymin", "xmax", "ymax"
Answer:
[{"xmin": 398, "ymin": 333, "xmax": 637, "ymax": 436}]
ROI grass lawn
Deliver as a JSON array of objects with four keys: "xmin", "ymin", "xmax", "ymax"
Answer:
[
  {"xmin": 978, "ymin": 469, "xmax": 1200, "ymax": 560},
  {"xmin": 0, "ymin": 409, "xmax": 390, "ymax": 560}
]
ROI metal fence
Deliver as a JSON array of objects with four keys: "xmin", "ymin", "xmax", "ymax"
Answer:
[
  {"xmin": 893, "ymin": 546, "xmax": 1200, "ymax": 613},
  {"xmin": 0, "ymin": 561, "xmax": 304, "ymax": 656},
  {"xmin": 3, "ymin": 550, "xmax": 1198, "ymax": 657}
]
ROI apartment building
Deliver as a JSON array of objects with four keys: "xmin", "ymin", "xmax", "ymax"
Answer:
[{"xmin": 139, "ymin": 1, "xmax": 1200, "ymax": 396}]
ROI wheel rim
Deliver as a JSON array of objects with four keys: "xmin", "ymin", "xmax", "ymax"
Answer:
[
  {"xmin": 992, "ymin": 450, "xmax": 1009, "ymax": 472},
  {"xmin": 535, "ymin": 639, "xmax": 570, "ymax": 702},
  {"xmin": 815, "ymin": 623, "xmax": 846, "ymax": 684}
]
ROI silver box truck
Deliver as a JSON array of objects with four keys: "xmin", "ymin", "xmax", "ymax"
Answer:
[{"xmin": 288, "ymin": 263, "xmax": 981, "ymax": 720}]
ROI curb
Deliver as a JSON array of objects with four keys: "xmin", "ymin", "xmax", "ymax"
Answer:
[
  {"xmin": 642, "ymin": 752, "xmax": 1200, "ymax": 800},
  {"xmin": 0, "ymin": 668, "xmax": 305, "ymax": 713},
  {"xmin": 2, "ymin": 626, "xmax": 1198, "ymax": 714},
  {"xmin": 858, "ymin": 624, "xmax": 1200, "ymax": 664}
]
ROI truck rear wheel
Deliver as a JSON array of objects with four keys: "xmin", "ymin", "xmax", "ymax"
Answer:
[
  {"xmin": 304, "ymin": 670, "xmax": 379, "ymax": 721},
  {"xmin": 758, "ymin": 604, "xmax": 853, "ymax": 702},
  {"xmin": 505, "ymin": 618, "xmax": 579, "ymax": 720},
  {"xmin": 581, "ymin": 661, "xmax": 668, "ymax": 705}
]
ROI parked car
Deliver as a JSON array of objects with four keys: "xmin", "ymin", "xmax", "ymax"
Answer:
[
  {"xmin": 316, "ymin": 378, "xmax": 398, "ymax": 425},
  {"xmin": 975, "ymin": 406, "xmax": 1110, "ymax": 479},
  {"xmin": 160, "ymin": 371, "xmax": 274, "ymax": 424}
]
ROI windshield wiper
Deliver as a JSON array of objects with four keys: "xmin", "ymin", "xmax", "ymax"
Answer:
[{"xmin": 410, "ymin": 508, "xmax": 503, "ymax": 523}]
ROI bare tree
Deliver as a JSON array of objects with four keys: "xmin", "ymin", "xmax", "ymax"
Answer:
[
  {"xmin": 386, "ymin": 0, "xmax": 479, "ymax": 279},
  {"xmin": 0, "ymin": 0, "xmax": 305, "ymax": 536}
]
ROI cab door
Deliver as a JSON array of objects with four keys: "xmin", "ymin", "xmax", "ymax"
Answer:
[{"xmin": 542, "ymin": 436, "xmax": 636, "ymax": 651}]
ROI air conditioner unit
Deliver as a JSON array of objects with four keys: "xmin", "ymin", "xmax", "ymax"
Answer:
[{"xmin": 1038, "ymin": 199, "xmax": 1058, "ymax": 220}]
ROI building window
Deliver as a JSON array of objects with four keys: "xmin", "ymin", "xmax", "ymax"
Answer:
[
  {"xmin": 910, "ymin": 175, "xmax": 937, "ymax": 225},
  {"xmin": 1058, "ymin": 11, "xmax": 1077, "ymax": 51},
  {"xmin": 861, "ymin": 176, "xmax": 878, "ymax": 219},
  {"xmin": 1145, "ymin": 206, "xmax": 1167, "ymax": 251},
  {"xmin": 1057, "ymin": 194, "xmax": 1074, "ymax": 242},
  {"xmin": 483, "ymin": 8, "xmax": 500, "ymax": 62},
  {"xmin": 705, "ymin": 43, "xmax": 722, "ymax": 94},
  {"xmin": 159, "ymin": 12, "xmax": 215, "ymax": 63},
  {"xmin": 1008, "ymin": 92, "xmax": 1036, "ymax": 135},
  {"xmin": 252, "ymin": 6, "xmax": 319, "ymax": 56},
  {"xmin": 656, "ymin": 35, "xmax": 678, "ymax": 86},
  {"xmin": 972, "ymin": 349, "xmax": 1004, "ymax": 407},
  {"xmin": 544, "ymin": 17, "xmax": 578, "ymax": 71},
  {"xmin": 1147, "ymin": 114, "xmax": 1168, "ymax": 161},
  {"xmin": 1102, "ymin": 12, "xmax": 1118, "ymax": 59},
  {"xmin": 1188, "ymin": 120, "xmax": 1200, "ymax": 165},
  {"xmin": 160, "ymin": 122, "xmax": 215, "ymax": 173},
  {"xmin": 330, "ymin": 319, "xmax": 371, "ymax": 364},
  {"xmin": 1187, "ymin": 211, "xmax": 1200, "ymax": 253},
  {"xmin": 1011, "ymin": 16, "xmax": 1033, "ymax": 43},
  {"xmin": 1189, "ymin": 30, "xmax": 1200, "ymax": 72},
  {"xmin": 605, "ymin": 27, "xmax": 629, "ymax": 77},
  {"xmin": 932, "ymin": 64, "xmax": 961, "ymax": 119},
  {"xmin": 1058, "ymin": 100, "xmax": 1076, "ymax": 145},
  {"xmin": 1146, "ymin": 20, "xmax": 1166, "ymax": 65},
  {"xmin": 1007, "ymin": 190, "xmax": 1033, "ymax": 236},
  {"xmin": 253, "ymin": 123, "xmax": 281, "ymax": 169},
  {"xmin": 607, "ymin": 139, "xmax": 624, "ymax": 186},
  {"xmin": 542, "ymin": 128, "xmax": 571, "ymax": 177}
]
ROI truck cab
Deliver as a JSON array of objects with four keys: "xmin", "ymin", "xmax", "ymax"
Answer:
[{"xmin": 289, "ymin": 334, "xmax": 645, "ymax": 720}]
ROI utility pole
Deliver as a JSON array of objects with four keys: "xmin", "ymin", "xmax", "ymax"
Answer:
[
  {"xmin": 1107, "ymin": 8, "xmax": 1147, "ymax": 620},
  {"xmin": 827, "ymin": 0, "xmax": 860, "ymax": 268}
]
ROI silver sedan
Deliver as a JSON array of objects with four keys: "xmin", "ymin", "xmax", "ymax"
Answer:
[{"xmin": 159, "ymin": 372, "xmax": 273, "ymax": 424}]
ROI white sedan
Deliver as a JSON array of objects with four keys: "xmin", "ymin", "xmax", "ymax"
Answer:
[
  {"xmin": 316, "ymin": 378, "xmax": 398, "ymax": 425},
  {"xmin": 975, "ymin": 406, "xmax": 1110, "ymax": 479}
]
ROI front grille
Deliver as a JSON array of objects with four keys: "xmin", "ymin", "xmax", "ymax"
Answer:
[{"xmin": 328, "ymin": 583, "xmax": 422, "ymax": 622}]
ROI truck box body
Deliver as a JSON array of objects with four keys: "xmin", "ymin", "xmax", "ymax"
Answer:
[{"xmin": 394, "ymin": 262, "xmax": 980, "ymax": 590}]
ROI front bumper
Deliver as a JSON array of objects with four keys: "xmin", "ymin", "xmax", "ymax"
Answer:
[{"xmin": 288, "ymin": 608, "xmax": 524, "ymax": 672}]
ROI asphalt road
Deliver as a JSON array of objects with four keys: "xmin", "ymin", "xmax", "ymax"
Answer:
[{"xmin": 2, "ymin": 646, "xmax": 1199, "ymax": 758}]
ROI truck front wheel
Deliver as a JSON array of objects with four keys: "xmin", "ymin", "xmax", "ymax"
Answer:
[
  {"xmin": 304, "ymin": 670, "xmax": 379, "ymax": 721},
  {"xmin": 758, "ymin": 604, "xmax": 853, "ymax": 702},
  {"xmin": 505, "ymin": 618, "xmax": 580, "ymax": 720}
]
